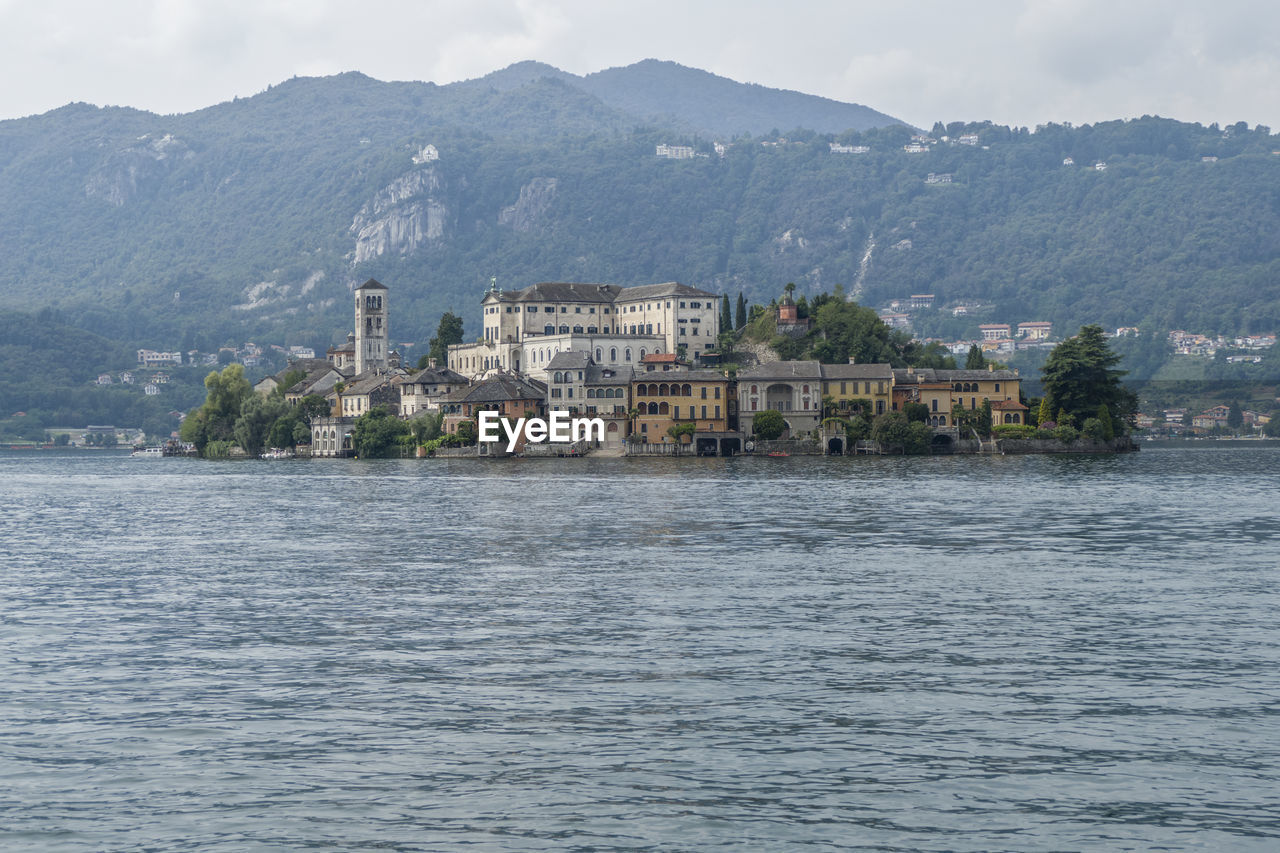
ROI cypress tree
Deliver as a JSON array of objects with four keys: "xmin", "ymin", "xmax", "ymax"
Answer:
[
  {"xmin": 720, "ymin": 294, "xmax": 732, "ymax": 334},
  {"xmin": 735, "ymin": 293, "xmax": 747, "ymax": 329}
]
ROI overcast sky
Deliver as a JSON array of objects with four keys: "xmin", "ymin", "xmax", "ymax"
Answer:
[{"xmin": 1, "ymin": 0, "xmax": 1275, "ymax": 131}]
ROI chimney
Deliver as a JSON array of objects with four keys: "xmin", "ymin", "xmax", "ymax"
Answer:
[
  {"xmin": 428, "ymin": 358, "xmax": 437, "ymax": 368},
  {"xmin": 848, "ymin": 356, "xmax": 857, "ymax": 364}
]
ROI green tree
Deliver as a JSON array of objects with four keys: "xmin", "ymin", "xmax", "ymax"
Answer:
[
  {"xmin": 427, "ymin": 312, "xmax": 465, "ymax": 367},
  {"xmin": 233, "ymin": 393, "xmax": 288, "ymax": 457},
  {"xmin": 1095, "ymin": 403, "xmax": 1115, "ymax": 440},
  {"xmin": 735, "ymin": 293, "xmax": 747, "ymax": 330},
  {"xmin": 1038, "ymin": 394, "xmax": 1054, "ymax": 426},
  {"xmin": 965, "ymin": 345, "xmax": 986, "ymax": 370},
  {"xmin": 1227, "ymin": 400, "xmax": 1244, "ymax": 431},
  {"xmin": 1041, "ymin": 325, "xmax": 1136, "ymax": 430},
  {"xmin": 409, "ymin": 410, "xmax": 444, "ymax": 444},
  {"xmin": 902, "ymin": 401, "xmax": 930, "ymax": 423},
  {"xmin": 180, "ymin": 364, "xmax": 252, "ymax": 455},
  {"xmin": 719, "ymin": 294, "xmax": 732, "ymax": 335},
  {"xmin": 351, "ymin": 406, "xmax": 411, "ymax": 458},
  {"xmin": 870, "ymin": 412, "xmax": 911, "ymax": 452},
  {"xmin": 752, "ymin": 409, "xmax": 786, "ymax": 440}
]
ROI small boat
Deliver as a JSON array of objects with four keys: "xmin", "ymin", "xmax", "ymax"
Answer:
[
  {"xmin": 260, "ymin": 448, "xmax": 295, "ymax": 460},
  {"xmin": 766, "ymin": 451, "xmax": 790, "ymax": 457},
  {"xmin": 130, "ymin": 446, "xmax": 164, "ymax": 458}
]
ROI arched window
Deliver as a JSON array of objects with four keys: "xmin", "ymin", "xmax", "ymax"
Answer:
[
  {"xmin": 647, "ymin": 402, "xmax": 658, "ymax": 414},
  {"xmin": 625, "ymin": 348, "xmax": 632, "ymax": 361},
  {"xmin": 610, "ymin": 347, "xmax": 617, "ymax": 362},
  {"xmin": 682, "ymin": 384, "xmax": 692, "ymax": 396},
  {"xmin": 751, "ymin": 385, "xmax": 758, "ymax": 394},
  {"xmin": 553, "ymin": 372, "xmax": 562, "ymax": 383},
  {"xmin": 559, "ymin": 325, "xmax": 569, "ymax": 334},
  {"xmin": 659, "ymin": 383, "xmax": 669, "ymax": 396},
  {"xmin": 595, "ymin": 348, "xmax": 602, "ymax": 362},
  {"xmin": 640, "ymin": 349, "xmax": 647, "ymax": 359},
  {"xmin": 953, "ymin": 382, "xmax": 962, "ymax": 392},
  {"xmin": 544, "ymin": 325, "xmax": 554, "ymax": 335},
  {"xmin": 587, "ymin": 389, "xmax": 595, "ymax": 398},
  {"xmin": 658, "ymin": 402, "xmax": 669, "ymax": 415},
  {"xmin": 573, "ymin": 326, "xmax": 583, "ymax": 334}
]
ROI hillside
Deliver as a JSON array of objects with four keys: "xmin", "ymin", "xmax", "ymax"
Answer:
[{"xmin": 0, "ymin": 64, "xmax": 1276, "ymax": 364}]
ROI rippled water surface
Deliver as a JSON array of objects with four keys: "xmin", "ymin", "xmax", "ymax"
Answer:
[{"xmin": 2, "ymin": 447, "xmax": 1279, "ymax": 851}]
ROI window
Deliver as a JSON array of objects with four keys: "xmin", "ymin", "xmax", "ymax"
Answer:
[
  {"xmin": 674, "ymin": 406, "xmax": 679, "ymax": 419},
  {"xmin": 994, "ymin": 383, "xmax": 1000, "ymax": 392},
  {"xmin": 595, "ymin": 348, "xmax": 602, "ymax": 361},
  {"xmin": 701, "ymin": 387, "xmax": 707, "ymax": 399},
  {"xmin": 701, "ymin": 406, "xmax": 707, "ymax": 418},
  {"xmin": 575, "ymin": 307, "xmax": 582, "ymax": 313},
  {"xmin": 714, "ymin": 405, "xmax": 720, "ymax": 418},
  {"xmin": 610, "ymin": 347, "xmax": 617, "ymax": 361},
  {"xmin": 625, "ymin": 348, "xmax": 632, "ymax": 361}
]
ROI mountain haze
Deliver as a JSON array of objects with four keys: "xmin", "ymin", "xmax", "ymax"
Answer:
[{"xmin": 0, "ymin": 60, "xmax": 1276, "ymax": 365}]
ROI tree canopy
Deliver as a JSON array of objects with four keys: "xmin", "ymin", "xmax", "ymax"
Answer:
[{"xmin": 1040, "ymin": 325, "xmax": 1137, "ymax": 430}]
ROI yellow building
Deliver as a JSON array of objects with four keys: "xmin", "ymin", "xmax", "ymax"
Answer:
[
  {"xmin": 631, "ymin": 370, "xmax": 732, "ymax": 443},
  {"xmin": 943, "ymin": 368, "xmax": 1022, "ymax": 415},
  {"xmin": 819, "ymin": 363, "xmax": 894, "ymax": 417}
]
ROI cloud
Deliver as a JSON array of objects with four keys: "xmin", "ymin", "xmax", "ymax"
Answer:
[{"xmin": 0, "ymin": 0, "xmax": 1275, "ymax": 128}]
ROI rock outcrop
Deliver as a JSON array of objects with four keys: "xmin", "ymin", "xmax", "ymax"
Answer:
[
  {"xmin": 350, "ymin": 168, "xmax": 448, "ymax": 263},
  {"xmin": 498, "ymin": 177, "xmax": 558, "ymax": 233}
]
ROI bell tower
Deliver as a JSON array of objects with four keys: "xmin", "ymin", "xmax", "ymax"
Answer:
[{"xmin": 354, "ymin": 278, "xmax": 388, "ymax": 375}]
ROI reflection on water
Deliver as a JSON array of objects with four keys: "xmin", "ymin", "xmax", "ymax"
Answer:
[{"xmin": 1, "ymin": 447, "xmax": 1279, "ymax": 850}]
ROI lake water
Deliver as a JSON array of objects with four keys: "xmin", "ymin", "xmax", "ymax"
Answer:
[{"xmin": 2, "ymin": 446, "xmax": 1279, "ymax": 851}]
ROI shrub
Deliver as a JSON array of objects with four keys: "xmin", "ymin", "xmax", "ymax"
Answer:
[
  {"xmin": 1032, "ymin": 428, "xmax": 1056, "ymax": 440},
  {"xmin": 992, "ymin": 424, "xmax": 1035, "ymax": 439},
  {"xmin": 1053, "ymin": 424, "xmax": 1079, "ymax": 443},
  {"xmin": 1081, "ymin": 417, "xmax": 1106, "ymax": 441}
]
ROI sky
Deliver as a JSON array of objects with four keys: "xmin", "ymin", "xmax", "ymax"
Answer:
[{"xmin": 1, "ymin": 0, "xmax": 1276, "ymax": 131}]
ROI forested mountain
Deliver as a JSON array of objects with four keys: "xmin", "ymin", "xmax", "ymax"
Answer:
[{"xmin": 0, "ymin": 61, "xmax": 1276, "ymax": 365}]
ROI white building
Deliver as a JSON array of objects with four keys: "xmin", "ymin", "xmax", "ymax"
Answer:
[{"xmin": 450, "ymin": 281, "xmax": 720, "ymax": 380}]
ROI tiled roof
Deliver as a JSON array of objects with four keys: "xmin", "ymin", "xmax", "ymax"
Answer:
[
  {"xmin": 547, "ymin": 351, "xmax": 592, "ymax": 369},
  {"xmin": 937, "ymin": 369, "xmax": 1020, "ymax": 381},
  {"xmin": 586, "ymin": 365, "xmax": 634, "ymax": 385},
  {"xmin": 406, "ymin": 366, "xmax": 467, "ymax": 387},
  {"xmin": 738, "ymin": 360, "xmax": 823, "ymax": 380},
  {"xmin": 821, "ymin": 362, "xmax": 895, "ymax": 380},
  {"xmin": 991, "ymin": 399, "xmax": 1028, "ymax": 410},
  {"xmin": 490, "ymin": 280, "xmax": 717, "ymax": 305},
  {"xmin": 447, "ymin": 374, "xmax": 547, "ymax": 404},
  {"xmin": 356, "ymin": 278, "xmax": 387, "ymax": 291},
  {"xmin": 613, "ymin": 281, "xmax": 717, "ymax": 301}
]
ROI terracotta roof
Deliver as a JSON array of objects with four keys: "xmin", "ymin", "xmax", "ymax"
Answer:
[{"xmin": 991, "ymin": 399, "xmax": 1028, "ymax": 410}]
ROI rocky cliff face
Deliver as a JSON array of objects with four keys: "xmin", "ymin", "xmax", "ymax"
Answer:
[
  {"xmin": 350, "ymin": 168, "xmax": 449, "ymax": 262},
  {"xmin": 84, "ymin": 133, "xmax": 193, "ymax": 207},
  {"xmin": 498, "ymin": 177, "xmax": 558, "ymax": 233}
]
